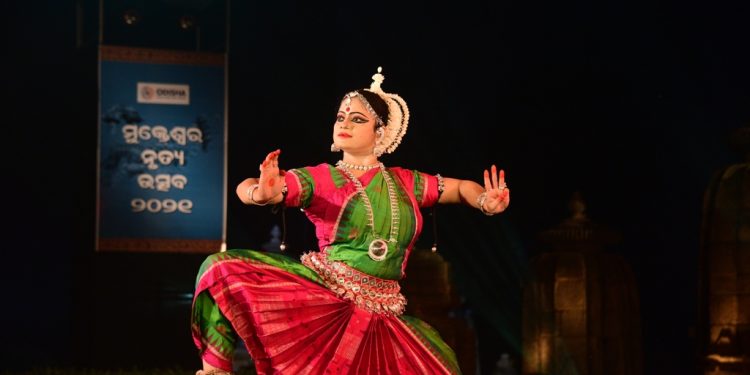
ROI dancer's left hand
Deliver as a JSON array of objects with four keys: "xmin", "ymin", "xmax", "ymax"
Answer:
[{"xmin": 482, "ymin": 165, "xmax": 510, "ymax": 214}]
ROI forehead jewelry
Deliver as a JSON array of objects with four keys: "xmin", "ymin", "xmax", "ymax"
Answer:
[
  {"xmin": 343, "ymin": 91, "xmax": 383, "ymax": 126},
  {"xmin": 344, "ymin": 94, "xmax": 353, "ymax": 113}
]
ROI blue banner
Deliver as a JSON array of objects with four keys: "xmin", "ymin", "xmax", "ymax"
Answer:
[{"xmin": 97, "ymin": 45, "xmax": 225, "ymax": 253}]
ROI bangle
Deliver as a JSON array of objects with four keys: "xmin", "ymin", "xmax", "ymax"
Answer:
[
  {"xmin": 436, "ymin": 173, "xmax": 445, "ymax": 199},
  {"xmin": 476, "ymin": 191, "xmax": 495, "ymax": 216},
  {"xmin": 246, "ymin": 184, "xmax": 269, "ymax": 206}
]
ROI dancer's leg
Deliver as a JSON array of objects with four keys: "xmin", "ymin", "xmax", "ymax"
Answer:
[{"xmin": 192, "ymin": 292, "xmax": 236, "ymax": 372}]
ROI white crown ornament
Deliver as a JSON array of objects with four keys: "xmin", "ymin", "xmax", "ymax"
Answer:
[{"xmin": 364, "ymin": 67, "xmax": 410, "ymax": 155}]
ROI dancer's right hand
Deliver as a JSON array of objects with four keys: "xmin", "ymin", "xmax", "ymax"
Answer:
[{"xmin": 255, "ymin": 149, "xmax": 285, "ymax": 202}]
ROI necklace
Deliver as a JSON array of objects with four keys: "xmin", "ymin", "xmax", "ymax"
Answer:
[
  {"xmin": 336, "ymin": 160, "xmax": 400, "ymax": 261},
  {"xmin": 337, "ymin": 160, "xmax": 381, "ymax": 171}
]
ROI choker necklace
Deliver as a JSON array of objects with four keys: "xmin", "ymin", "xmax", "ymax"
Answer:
[
  {"xmin": 336, "ymin": 161, "xmax": 399, "ymax": 261},
  {"xmin": 337, "ymin": 160, "xmax": 380, "ymax": 171}
]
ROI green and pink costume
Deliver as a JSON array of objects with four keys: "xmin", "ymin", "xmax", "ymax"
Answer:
[{"xmin": 192, "ymin": 163, "xmax": 461, "ymax": 374}]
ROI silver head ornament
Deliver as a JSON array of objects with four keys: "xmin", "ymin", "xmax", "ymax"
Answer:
[{"xmin": 363, "ymin": 66, "xmax": 410, "ymax": 156}]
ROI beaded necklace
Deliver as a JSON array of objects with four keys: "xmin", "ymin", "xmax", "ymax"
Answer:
[
  {"xmin": 336, "ymin": 160, "xmax": 400, "ymax": 261},
  {"xmin": 336, "ymin": 160, "xmax": 380, "ymax": 171}
]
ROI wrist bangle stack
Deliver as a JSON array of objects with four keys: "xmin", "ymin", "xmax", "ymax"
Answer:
[
  {"xmin": 246, "ymin": 184, "xmax": 269, "ymax": 206},
  {"xmin": 436, "ymin": 173, "xmax": 445, "ymax": 199},
  {"xmin": 476, "ymin": 191, "xmax": 495, "ymax": 216}
]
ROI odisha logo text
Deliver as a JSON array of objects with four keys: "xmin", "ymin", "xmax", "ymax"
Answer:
[{"xmin": 156, "ymin": 88, "xmax": 187, "ymax": 98}]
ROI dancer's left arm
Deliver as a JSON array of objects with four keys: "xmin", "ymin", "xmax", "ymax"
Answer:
[{"xmin": 438, "ymin": 165, "xmax": 510, "ymax": 215}]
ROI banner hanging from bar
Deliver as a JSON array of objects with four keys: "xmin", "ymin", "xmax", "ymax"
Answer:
[{"xmin": 97, "ymin": 45, "xmax": 226, "ymax": 253}]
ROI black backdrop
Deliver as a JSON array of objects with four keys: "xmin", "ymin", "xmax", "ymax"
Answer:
[{"xmin": 4, "ymin": 0, "xmax": 749, "ymax": 374}]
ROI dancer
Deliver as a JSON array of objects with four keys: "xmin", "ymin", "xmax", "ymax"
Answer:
[{"xmin": 192, "ymin": 67, "xmax": 510, "ymax": 375}]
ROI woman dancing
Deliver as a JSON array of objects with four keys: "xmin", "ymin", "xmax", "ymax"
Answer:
[{"xmin": 192, "ymin": 67, "xmax": 511, "ymax": 374}]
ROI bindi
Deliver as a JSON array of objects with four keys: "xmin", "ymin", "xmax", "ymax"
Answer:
[{"xmin": 344, "ymin": 94, "xmax": 353, "ymax": 113}]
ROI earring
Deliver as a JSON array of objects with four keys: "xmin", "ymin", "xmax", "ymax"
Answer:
[
  {"xmin": 331, "ymin": 143, "xmax": 341, "ymax": 152},
  {"xmin": 374, "ymin": 127, "xmax": 385, "ymax": 156}
]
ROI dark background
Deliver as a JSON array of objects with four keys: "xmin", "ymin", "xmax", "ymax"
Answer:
[{"xmin": 4, "ymin": 0, "xmax": 749, "ymax": 374}]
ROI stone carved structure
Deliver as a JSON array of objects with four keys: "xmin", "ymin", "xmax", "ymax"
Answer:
[
  {"xmin": 401, "ymin": 248, "xmax": 477, "ymax": 375},
  {"xmin": 522, "ymin": 193, "xmax": 643, "ymax": 375},
  {"xmin": 699, "ymin": 127, "xmax": 750, "ymax": 374}
]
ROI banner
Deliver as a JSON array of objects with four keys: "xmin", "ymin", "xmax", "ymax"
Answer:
[{"xmin": 97, "ymin": 45, "xmax": 226, "ymax": 253}]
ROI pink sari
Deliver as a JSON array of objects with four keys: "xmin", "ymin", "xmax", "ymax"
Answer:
[{"xmin": 192, "ymin": 164, "xmax": 461, "ymax": 374}]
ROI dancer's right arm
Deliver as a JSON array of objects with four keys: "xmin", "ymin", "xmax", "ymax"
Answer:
[{"xmin": 236, "ymin": 149, "xmax": 286, "ymax": 205}]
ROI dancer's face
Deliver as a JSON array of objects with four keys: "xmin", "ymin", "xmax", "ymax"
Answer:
[{"xmin": 332, "ymin": 96, "xmax": 378, "ymax": 155}]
